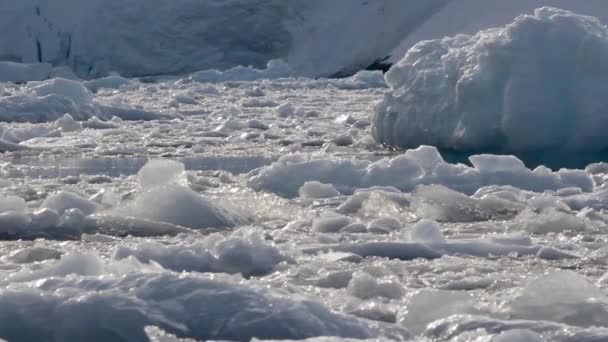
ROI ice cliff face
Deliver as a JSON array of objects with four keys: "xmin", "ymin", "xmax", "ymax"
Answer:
[{"xmin": 0, "ymin": 0, "xmax": 448, "ymax": 78}]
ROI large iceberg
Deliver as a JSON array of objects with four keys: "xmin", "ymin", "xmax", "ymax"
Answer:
[
  {"xmin": 373, "ymin": 8, "xmax": 608, "ymax": 155},
  {"xmin": 0, "ymin": 0, "xmax": 447, "ymax": 79}
]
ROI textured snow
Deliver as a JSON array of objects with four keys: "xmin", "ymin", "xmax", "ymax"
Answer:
[{"xmin": 374, "ymin": 7, "xmax": 608, "ymax": 155}]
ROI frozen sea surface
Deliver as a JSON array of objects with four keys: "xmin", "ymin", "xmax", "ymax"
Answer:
[{"xmin": 2, "ymin": 7, "xmax": 608, "ymax": 342}]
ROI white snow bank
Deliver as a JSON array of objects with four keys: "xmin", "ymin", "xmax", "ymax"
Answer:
[
  {"xmin": 248, "ymin": 145, "xmax": 592, "ymax": 198},
  {"xmin": 114, "ymin": 228, "xmax": 286, "ymax": 277},
  {"xmin": 374, "ymin": 8, "xmax": 608, "ymax": 154},
  {"xmin": 0, "ymin": 0, "xmax": 447, "ymax": 79},
  {"xmin": 0, "ymin": 78, "xmax": 168, "ymax": 123},
  {"xmin": 0, "ymin": 255, "xmax": 379, "ymax": 341}
]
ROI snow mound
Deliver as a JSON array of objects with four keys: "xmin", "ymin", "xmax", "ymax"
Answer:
[
  {"xmin": 0, "ymin": 255, "xmax": 378, "ymax": 341},
  {"xmin": 114, "ymin": 228, "xmax": 286, "ymax": 277},
  {"xmin": 374, "ymin": 7, "xmax": 608, "ymax": 155},
  {"xmin": 248, "ymin": 145, "xmax": 592, "ymax": 198},
  {"xmin": 0, "ymin": 0, "xmax": 447, "ymax": 79}
]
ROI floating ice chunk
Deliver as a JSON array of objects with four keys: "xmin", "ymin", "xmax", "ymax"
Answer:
[
  {"xmin": 28, "ymin": 78, "xmax": 93, "ymax": 107},
  {"xmin": 312, "ymin": 214, "xmax": 353, "ymax": 233},
  {"xmin": 306, "ymin": 235, "xmax": 573, "ymax": 261},
  {"xmin": 492, "ymin": 329, "xmax": 543, "ymax": 342},
  {"xmin": 145, "ymin": 326, "xmax": 196, "ymax": 342},
  {"xmin": 347, "ymin": 271, "xmax": 404, "ymax": 300},
  {"xmin": 338, "ymin": 188, "xmax": 410, "ymax": 216},
  {"xmin": 114, "ymin": 228, "xmax": 286, "ymax": 277},
  {"xmin": 0, "ymin": 78, "xmax": 168, "ymax": 123},
  {"xmin": 248, "ymin": 154, "xmax": 368, "ymax": 198},
  {"xmin": 317, "ymin": 251, "xmax": 363, "ymax": 263},
  {"xmin": 276, "ymin": 103, "xmax": 298, "ymax": 118},
  {"xmin": 409, "ymin": 219, "xmax": 445, "ymax": 244},
  {"xmin": 54, "ymin": 113, "xmax": 82, "ymax": 132},
  {"xmin": 331, "ymin": 134, "xmax": 353, "ymax": 146},
  {"xmin": 41, "ymin": 191, "xmax": 99, "ymax": 216},
  {"xmin": 404, "ymin": 145, "xmax": 445, "ymax": 172},
  {"xmin": 411, "ymin": 185, "xmax": 489, "ymax": 222},
  {"xmin": 303, "ymin": 242, "xmax": 441, "ymax": 261},
  {"xmin": 0, "ymin": 195, "xmax": 27, "ymax": 213},
  {"xmin": 367, "ymin": 217, "xmax": 401, "ymax": 234},
  {"xmin": 515, "ymin": 208, "xmax": 589, "ymax": 234},
  {"xmin": 88, "ymin": 215, "xmax": 192, "ymax": 237},
  {"xmin": 0, "ymin": 93, "xmax": 82, "ymax": 123},
  {"xmin": 508, "ymin": 271, "xmax": 608, "ymax": 327},
  {"xmin": 346, "ymin": 302, "xmax": 396, "ymax": 324},
  {"xmin": 9, "ymin": 253, "xmax": 107, "ymax": 283},
  {"xmin": 8, "ymin": 247, "xmax": 62, "ymax": 264},
  {"xmin": 425, "ymin": 315, "xmax": 608, "ymax": 342},
  {"xmin": 0, "ymin": 211, "xmax": 32, "ymax": 236},
  {"xmin": 137, "ymin": 159, "xmax": 187, "ymax": 192},
  {"xmin": 119, "ymin": 184, "xmax": 246, "ymax": 230},
  {"xmin": 340, "ymin": 222, "xmax": 368, "ymax": 234},
  {"xmin": 299, "ymin": 181, "xmax": 340, "ymax": 199},
  {"xmin": 189, "ymin": 60, "xmax": 291, "ymax": 83},
  {"xmin": 89, "ymin": 189, "xmax": 120, "ymax": 207},
  {"xmin": 84, "ymin": 75, "xmax": 130, "ymax": 92},
  {"xmin": 0, "ymin": 260, "xmax": 379, "ymax": 341},
  {"xmin": 249, "ymin": 146, "xmax": 591, "ymax": 199},
  {"xmin": 30, "ymin": 208, "xmax": 60, "ymax": 231},
  {"xmin": 374, "ymin": 7, "xmax": 608, "ymax": 156},
  {"xmin": 0, "ymin": 62, "xmax": 51, "ymax": 83},
  {"xmin": 344, "ymin": 70, "xmax": 387, "ymax": 89},
  {"xmin": 399, "ymin": 289, "xmax": 478, "ymax": 334}
]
